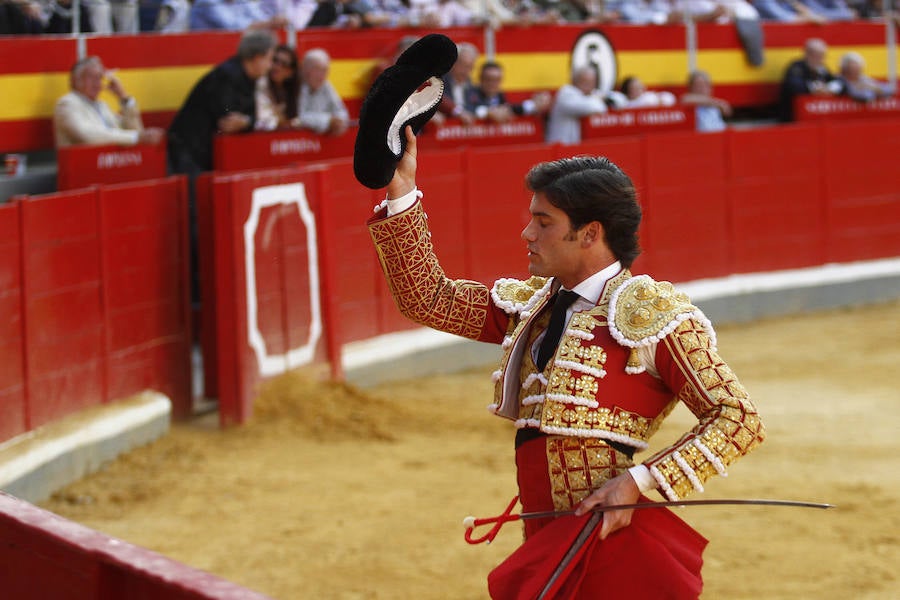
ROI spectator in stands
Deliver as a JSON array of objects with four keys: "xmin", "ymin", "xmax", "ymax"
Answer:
[
  {"xmin": 260, "ymin": 0, "xmax": 318, "ymax": 29},
  {"xmin": 0, "ymin": 0, "xmax": 43, "ymax": 33},
  {"xmin": 545, "ymin": 66, "xmax": 608, "ymax": 145},
  {"xmin": 437, "ymin": 42, "xmax": 479, "ymax": 125},
  {"xmin": 293, "ymin": 48, "xmax": 350, "ymax": 136},
  {"xmin": 458, "ymin": 0, "xmax": 514, "ymax": 25},
  {"xmin": 464, "ymin": 61, "xmax": 552, "ymax": 123},
  {"xmin": 608, "ymin": 0, "xmax": 672, "ymax": 24},
  {"xmin": 154, "ymin": 0, "xmax": 190, "ymax": 31},
  {"xmin": 778, "ymin": 37, "xmax": 842, "ymax": 121},
  {"xmin": 54, "ymin": 56, "xmax": 164, "ymax": 148},
  {"xmin": 669, "ymin": 0, "xmax": 760, "ymax": 20},
  {"xmin": 256, "ymin": 45, "xmax": 300, "ymax": 131},
  {"xmin": 168, "ymin": 29, "xmax": 276, "ymax": 306},
  {"xmin": 752, "ymin": 0, "xmax": 826, "ymax": 22},
  {"xmin": 44, "ymin": 0, "xmax": 94, "ymax": 32},
  {"xmin": 306, "ymin": 0, "xmax": 392, "ymax": 27},
  {"xmin": 168, "ymin": 29, "xmax": 276, "ymax": 174},
  {"xmin": 190, "ymin": 0, "xmax": 288, "ymax": 30},
  {"xmin": 796, "ymin": 0, "xmax": 855, "ymax": 19},
  {"xmin": 607, "ymin": 76, "xmax": 676, "ymax": 109},
  {"xmin": 837, "ymin": 51, "xmax": 896, "ymax": 102},
  {"xmin": 681, "ymin": 69, "xmax": 732, "ymax": 132}
]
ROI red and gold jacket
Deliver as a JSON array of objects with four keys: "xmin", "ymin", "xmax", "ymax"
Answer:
[{"xmin": 368, "ymin": 199, "xmax": 765, "ymax": 501}]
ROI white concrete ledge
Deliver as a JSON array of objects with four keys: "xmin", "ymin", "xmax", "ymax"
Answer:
[
  {"xmin": 0, "ymin": 391, "xmax": 171, "ymax": 503},
  {"xmin": 343, "ymin": 258, "xmax": 900, "ymax": 385}
]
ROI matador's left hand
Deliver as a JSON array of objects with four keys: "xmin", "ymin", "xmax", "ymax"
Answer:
[{"xmin": 574, "ymin": 472, "xmax": 641, "ymax": 540}]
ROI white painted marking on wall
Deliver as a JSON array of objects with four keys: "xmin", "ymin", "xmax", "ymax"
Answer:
[{"xmin": 245, "ymin": 183, "xmax": 323, "ymax": 376}]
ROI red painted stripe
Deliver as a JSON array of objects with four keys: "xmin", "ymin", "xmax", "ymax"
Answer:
[
  {"xmin": 0, "ymin": 37, "xmax": 77, "ymax": 74},
  {"xmin": 86, "ymin": 32, "xmax": 242, "ymax": 69},
  {"xmin": 495, "ymin": 21, "xmax": 887, "ymax": 53}
]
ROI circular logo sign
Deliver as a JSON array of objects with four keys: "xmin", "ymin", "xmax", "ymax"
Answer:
[{"xmin": 571, "ymin": 30, "xmax": 618, "ymax": 95}]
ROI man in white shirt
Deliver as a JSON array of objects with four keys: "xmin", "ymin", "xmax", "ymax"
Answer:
[
  {"xmin": 366, "ymin": 126, "xmax": 765, "ymax": 597},
  {"xmin": 293, "ymin": 48, "xmax": 350, "ymax": 136},
  {"xmin": 545, "ymin": 67, "xmax": 607, "ymax": 145},
  {"xmin": 54, "ymin": 56, "xmax": 164, "ymax": 148}
]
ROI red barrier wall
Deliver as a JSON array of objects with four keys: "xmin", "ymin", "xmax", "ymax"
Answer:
[
  {"xmin": 56, "ymin": 140, "xmax": 168, "ymax": 191},
  {"xmin": 0, "ymin": 491, "xmax": 271, "ymax": 599},
  {"xmin": 198, "ymin": 117, "xmax": 900, "ymax": 426},
  {"xmin": 1, "ymin": 177, "xmax": 192, "ymax": 435}
]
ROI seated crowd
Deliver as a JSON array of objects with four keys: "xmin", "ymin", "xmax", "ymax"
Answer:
[
  {"xmin": 0, "ymin": 0, "xmax": 895, "ymax": 34},
  {"xmin": 51, "ymin": 31, "xmax": 896, "ymax": 154}
]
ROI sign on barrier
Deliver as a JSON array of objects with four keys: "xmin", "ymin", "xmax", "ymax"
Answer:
[
  {"xmin": 582, "ymin": 106, "xmax": 695, "ymax": 139},
  {"xmin": 421, "ymin": 116, "xmax": 545, "ymax": 147},
  {"xmin": 213, "ymin": 129, "xmax": 356, "ymax": 172},
  {"xmin": 56, "ymin": 140, "xmax": 168, "ymax": 190},
  {"xmin": 794, "ymin": 95, "xmax": 900, "ymax": 121}
]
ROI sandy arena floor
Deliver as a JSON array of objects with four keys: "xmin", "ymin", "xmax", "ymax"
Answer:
[{"xmin": 40, "ymin": 300, "xmax": 900, "ymax": 599}]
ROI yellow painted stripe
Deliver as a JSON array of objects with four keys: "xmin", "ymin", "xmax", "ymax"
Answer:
[{"xmin": 0, "ymin": 45, "xmax": 890, "ymax": 121}]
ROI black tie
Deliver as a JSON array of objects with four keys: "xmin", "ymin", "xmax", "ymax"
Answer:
[{"xmin": 536, "ymin": 289, "xmax": 580, "ymax": 371}]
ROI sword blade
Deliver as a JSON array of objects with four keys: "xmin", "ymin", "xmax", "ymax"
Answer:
[{"xmin": 520, "ymin": 498, "xmax": 835, "ymax": 521}]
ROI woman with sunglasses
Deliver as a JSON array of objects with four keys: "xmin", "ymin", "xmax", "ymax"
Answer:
[{"xmin": 255, "ymin": 44, "xmax": 300, "ymax": 131}]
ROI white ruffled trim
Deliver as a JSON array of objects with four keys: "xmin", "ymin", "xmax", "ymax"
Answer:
[
  {"xmin": 515, "ymin": 418, "xmax": 542, "ymax": 429},
  {"xmin": 373, "ymin": 199, "xmax": 388, "ymax": 213},
  {"xmin": 538, "ymin": 426, "xmax": 649, "ymax": 450},
  {"xmin": 673, "ymin": 450, "xmax": 705, "ymax": 493},
  {"xmin": 625, "ymin": 365, "xmax": 646, "ymax": 375},
  {"xmin": 521, "ymin": 394, "xmax": 544, "ymax": 407},
  {"xmin": 565, "ymin": 329, "xmax": 594, "ymax": 341},
  {"xmin": 491, "ymin": 369, "xmax": 502, "ymax": 384},
  {"xmin": 554, "ymin": 359, "xmax": 606, "ymax": 379},
  {"xmin": 522, "ymin": 373, "xmax": 548, "ymax": 389},
  {"xmin": 490, "ymin": 277, "xmax": 552, "ymax": 317},
  {"xmin": 650, "ymin": 465, "xmax": 679, "ymax": 501},
  {"xmin": 545, "ymin": 392, "xmax": 599, "ymax": 409},
  {"xmin": 607, "ymin": 275, "xmax": 718, "ymax": 350},
  {"xmin": 693, "ymin": 438, "xmax": 728, "ymax": 476}
]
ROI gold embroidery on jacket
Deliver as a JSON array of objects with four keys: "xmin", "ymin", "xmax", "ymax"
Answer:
[
  {"xmin": 369, "ymin": 203, "xmax": 489, "ymax": 339},
  {"xmin": 547, "ymin": 437, "xmax": 631, "ymax": 511}
]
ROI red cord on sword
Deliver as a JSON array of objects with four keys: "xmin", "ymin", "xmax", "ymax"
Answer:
[{"xmin": 463, "ymin": 495, "xmax": 835, "ymax": 545}]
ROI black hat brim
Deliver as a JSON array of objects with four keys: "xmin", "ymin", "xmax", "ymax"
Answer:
[{"xmin": 354, "ymin": 34, "xmax": 458, "ymax": 189}]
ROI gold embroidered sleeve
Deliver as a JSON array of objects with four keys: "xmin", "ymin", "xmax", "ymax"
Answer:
[
  {"xmin": 644, "ymin": 318, "xmax": 766, "ymax": 501},
  {"xmin": 368, "ymin": 202, "xmax": 497, "ymax": 341}
]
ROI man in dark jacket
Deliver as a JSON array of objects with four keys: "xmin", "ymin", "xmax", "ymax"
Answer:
[
  {"xmin": 167, "ymin": 28, "xmax": 275, "ymax": 304},
  {"xmin": 168, "ymin": 28, "xmax": 276, "ymax": 174},
  {"xmin": 778, "ymin": 37, "xmax": 840, "ymax": 121}
]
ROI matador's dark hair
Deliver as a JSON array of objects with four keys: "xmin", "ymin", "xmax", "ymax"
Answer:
[{"xmin": 525, "ymin": 156, "xmax": 641, "ymax": 268}]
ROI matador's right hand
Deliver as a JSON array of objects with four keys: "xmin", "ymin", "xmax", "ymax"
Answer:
[{"xmin": 386, "ymin": 125, "xmax": 417, "ymax": 200}]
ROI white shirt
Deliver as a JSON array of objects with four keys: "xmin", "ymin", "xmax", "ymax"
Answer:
[{"xmin": 384, "ymin": 189, "xmax": 657, "ymax": 492}]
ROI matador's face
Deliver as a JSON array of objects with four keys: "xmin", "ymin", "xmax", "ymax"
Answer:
[{"xmin": 521, "ymin": 192, "xmax": 584, "ymax": 288}]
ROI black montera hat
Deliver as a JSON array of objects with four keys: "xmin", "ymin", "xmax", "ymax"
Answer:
[{"xmin": 353, "ymin": 34, "xmax": 458, "ymax": 189}]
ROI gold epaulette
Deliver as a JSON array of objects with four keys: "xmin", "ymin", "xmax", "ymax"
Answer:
[
  {"xmin": 490, "ymin": 276, "xmax": 551, "ymax": 316},
  {"xmin": 608, "ymin": 274, "xmax": 714, "ymax": 349}
]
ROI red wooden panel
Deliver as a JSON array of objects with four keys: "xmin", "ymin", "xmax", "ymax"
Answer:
[
  {"xmin": 0, "ymin": 36, "xmax": 77, "ymax": 73},
  {"xmin": 823, "ymin": 119, "xmax": 900, "ymax": 262},
  {"xmin": 727, "ymin": 124, "xmax": 820, "ymax": 180},
  {"xmin": 464, "ymin": 145, "xmax": 553, "ymax": 285},
  {"xmin": 0, "ymin": 203, "xmax": 25, "ymax": 438},
  {"xmin": 729, "ymin": 179, "xmax": 826, "ymax": 272},
  {"xmin": 27, "ymin": 362, "xmax": 105, "ymax": 428},
  {"xmin": 107, "ymin": 342, "xmax": 188, "ymax": 403},
  {"xmin": 318, "ymin": 163, "xmax": 383, "ymax": 343},
  {"xmin": 643, "ymin": 132, "xmax": 730, "ymax": 282},
  {"xmin": 56, "ymin": 141, "xmax": 168, "ymax": 191},
  {"xmin": 21, "ymin": 191, "xmax": 106, "ymax": 426},
  {"xmin": 213, "ymin": 129, "xmax": 356, "ymax": 172},
  {"xmin": 86, "ymin": 31, "xmax": 242, "ymax": 68},
  {"xmin": 99, "ymin": 180, "xmax": 192, "ymax": 414}
]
